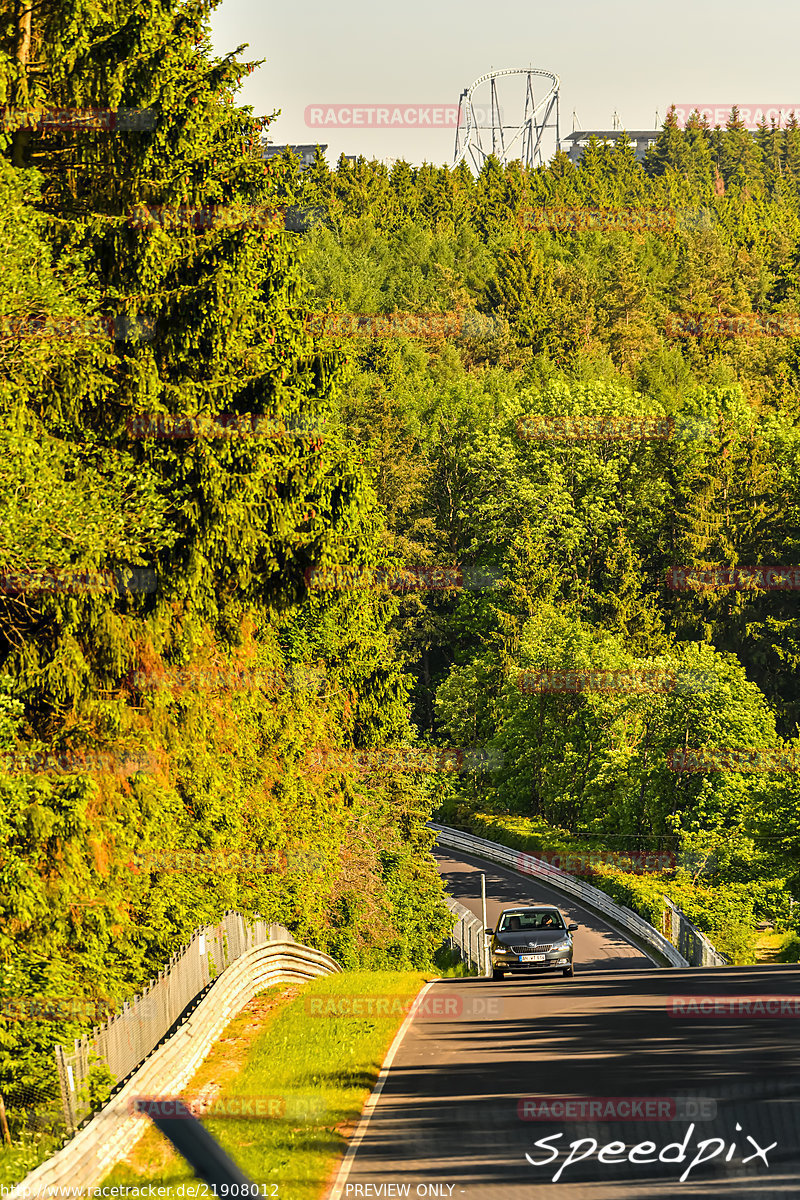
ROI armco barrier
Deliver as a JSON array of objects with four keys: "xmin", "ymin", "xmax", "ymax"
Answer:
[
  {"xmin": 430, "ymin": 823, "xmax": 721, "ymax": 967},
  {"xmin": 10, "ymin": 938, "xmax": 340, "ymax": 1199},
  {"xmin": 56, "ymin": 912, "xmax": 292, "ymax": 1129},
  {"xmin": 444, "ymin": 896, "xmax": 488, "ymax": 974},
  {"xmin": 663, "ymin": 894, "xmax": 730, "ymax": 968}
]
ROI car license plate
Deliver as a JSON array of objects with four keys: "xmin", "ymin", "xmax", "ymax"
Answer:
[{"xmin": 520, "ymin": 954, "xmax": 546, "ymax": 962}]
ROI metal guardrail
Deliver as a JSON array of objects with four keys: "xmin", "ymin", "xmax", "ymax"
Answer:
[
  {"xmin": 443, "ymin": 896, "xmax": 488, "ymax": 974},
  {"xmin": 663, "ymin": 894, "xmax": 730, "ymax": 967},
  {"xmin": 13, "ymin": 938, "xmax": 341, "ymax": 1199},
  {"xmin": 431, "ymin": 823, "xmax": 720, "ymax": 967},
  {"xmin": 55, "ymin": 912, "xmax": 293, "ymax": 1129}
]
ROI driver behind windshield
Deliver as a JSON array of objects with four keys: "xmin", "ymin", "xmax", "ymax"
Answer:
[{"xmin": 499, "ymin": 910, "xmax": 565, "ymax": 932}]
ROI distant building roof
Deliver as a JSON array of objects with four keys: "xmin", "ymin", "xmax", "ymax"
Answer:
[
  {"xmin": 563, "ymin": 130, "xmax": 662, "ymax": 141},
  {"xmin": 260, "ymin": 144, "xmax": 327, "ymax": 169},
  {"xmin": 562, "ymin": 130, "xmax": 662, "ymax": 163}
]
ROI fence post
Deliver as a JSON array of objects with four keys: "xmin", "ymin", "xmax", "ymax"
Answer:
[
  {"xmin": 0, "ymin": 1093, "xmax": 11, "ymax": 1145},
  {"xmin": 480, "ymin": 872, "xmax": 489, "ymax": 977},
  {"xmin": 55, "ymin": 1044, "xmax": 77, "ymax": 1133}
]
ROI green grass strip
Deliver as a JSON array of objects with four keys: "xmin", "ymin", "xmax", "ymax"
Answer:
[{"xmin": 103, "ymin": 970, "xmax": 428, "ymax": 1198}]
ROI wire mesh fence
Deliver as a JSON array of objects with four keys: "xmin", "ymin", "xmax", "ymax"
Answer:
[
  {"xmin": 443, "ymin": 896, "xmax": 488, "ymax": 974},
  {"xmin": 663, "ymin": 895, "xmax": 730, "ymax": 966},
  {"xmin": 55, "ymin": 913, "xmax": 291, "ymax": 1130},
  {"xmin": 7, "ymin": 940, "xmax": 341, "ymax": 1200},
  {"xmin": 2, "ymin": 1079, "xmax": 65, "ymax": 1145}
]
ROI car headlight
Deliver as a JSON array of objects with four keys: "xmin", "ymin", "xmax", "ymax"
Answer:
[{"xmin": 494, "ymin": 947, "xmax": 511, "ymax": 954}]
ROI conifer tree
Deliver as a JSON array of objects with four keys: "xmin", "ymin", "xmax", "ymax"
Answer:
[
  {"xmin": 600, "ymin": 239, "xmax": 654, "ymax": 369},
  {"xmin": 0, "ymin": 0, "xmax": 451, "ymax": 1116},
  {"xmin": 485, "ymin": 240, "xmax": 553, "ymax": 351},
  {"xmin": 646, "ymin": 106, "xmax": 689, "ymax": 177},
  {"xmin": 576, "ymin": 135, "xmax": 614, "ymax": 204},
  {"xmin": 474, "ymin": 153, "xmax": 508, "ymax": 235},
  {"xmin": 781, "ymin": 112, "xmax": 800, "ymax": 181},
  {"xmin": 450, "ymin": 159, "xmax": 476, "ymax": 227},
  {"xmin": 755, "ymin": 118, "xmax": 782, "ymax": 192},
  {"xmin": 682, "ymin": 112, "xmax": 716, "ymax": 194},
  {"xmin": 388, "ymin": 159, "xmax": 418, "ymax": 223},
  {"xmin": 606, "ymin": 132, "xmax": 647, "ymax": 206},
  {"xmin": 719, "ymin": 106, "xmax": 763, "ymax": 189}
]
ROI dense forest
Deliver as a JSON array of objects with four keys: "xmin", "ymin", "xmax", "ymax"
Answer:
[
  {"xmin": 0, "ymin": 0, "xmax": 451, "ymax": 1129},
  {"xmin": 2, "ymin": 0, "xmax": 800, "ymax": 1150},
  {"xmin": 278, "ymin": 110, "xmax": 800, "ymax": 962}
]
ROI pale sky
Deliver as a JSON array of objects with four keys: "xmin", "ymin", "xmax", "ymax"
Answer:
[{"xmin": 210, "ymin": 0, "xmax": 800, "ymax": 167}]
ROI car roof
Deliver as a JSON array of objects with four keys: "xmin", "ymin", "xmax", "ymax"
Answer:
[{"xmin": 500, "ymin": 905, "xmax": 560, "ymax": 914}]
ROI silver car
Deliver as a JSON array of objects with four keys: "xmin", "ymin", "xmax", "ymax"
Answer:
[{"xmin": 487, "ymin": 905, "xmax": 578, "ymax": 979}]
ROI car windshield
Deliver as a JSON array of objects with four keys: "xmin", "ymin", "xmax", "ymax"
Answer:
[{"xmin": 498, "ymin": 910, "xmax": 565, "ymax": 933}]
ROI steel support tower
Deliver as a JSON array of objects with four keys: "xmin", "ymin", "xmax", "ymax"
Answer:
[{"xmin": 453, "ymin": 67, "xmax": 561, "ymax": 172}]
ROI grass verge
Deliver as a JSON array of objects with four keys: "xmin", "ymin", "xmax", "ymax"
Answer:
[
  {"xmin": 0, "ymin": 1127, "xmax": 65, "ymax": 1189},
  {"xmin": 102, "ymin": 969, "xmax": 429, "ymax": 1198},
  {"xmin": 778, "ymin": 932, "xmax": 800, "ymax": 963}
]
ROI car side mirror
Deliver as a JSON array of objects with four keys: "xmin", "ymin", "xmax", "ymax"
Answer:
[
  {"xmin": 568, "ymin": 923, "xmax": 578, "ymax": 932},
  {"xmin": 485, "ymin": 928, "xmax": 494, "ymax": 936}
]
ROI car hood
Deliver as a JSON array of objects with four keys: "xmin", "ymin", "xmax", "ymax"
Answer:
[{"xmin": 495, "ymin": 930, "xmax": 569, "ymax": 948}]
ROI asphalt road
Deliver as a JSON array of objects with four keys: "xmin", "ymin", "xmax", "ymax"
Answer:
[
  {"xmin": 327, "ymin": 847, "xmax": 800, "ymax": 1200},
  {"xmin": 436, "ymin": 848, "xmax": 656, "ymax": 972}
]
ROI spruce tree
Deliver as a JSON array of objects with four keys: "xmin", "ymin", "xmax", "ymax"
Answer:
[
  {"xmin": 683, "ymin": 112, "xmax": 716, "ymax": 195},
  {"xmin": 755, "ymin": 118, "xmax": 782, "ymax": 193},
  {"xmin": 782, "ymin": 112, "xmax": 800, "ymax": 181},
  {"xmin": 719, "ymin": 106, "xmax": 763, "ymax": 189},
  {"xmin": 646, "ymin": 106, "xmax": 689, "ymax": 177}
]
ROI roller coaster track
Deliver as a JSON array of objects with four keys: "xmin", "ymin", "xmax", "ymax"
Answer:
[{"xmin": 453, "ymin": 66, "xmax": 561, "ymax": 172}]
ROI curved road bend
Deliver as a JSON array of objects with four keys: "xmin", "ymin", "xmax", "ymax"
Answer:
[
  {"xmin": 435, "ymin": 847, "xmax": 655, "ymax": 972},
  {"xmin": 327, "ymin": 846, "xmax": 800, "ymax": 1200}
]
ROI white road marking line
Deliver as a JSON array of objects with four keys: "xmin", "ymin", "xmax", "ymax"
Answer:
[{"xmin": 325, "ymin": 978, "xmax": 440, "ymax": 1200}]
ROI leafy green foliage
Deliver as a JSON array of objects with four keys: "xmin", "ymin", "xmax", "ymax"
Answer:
[
  {"xmin": 291, "ymin": 128, "xmax": 800, "ymax": 968},
  {"xmin": 0, "ymin": 0, "xmax": 450, "ymax": 1127}
]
